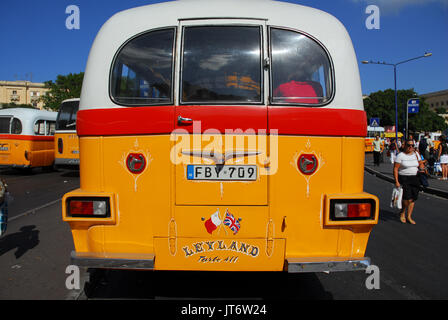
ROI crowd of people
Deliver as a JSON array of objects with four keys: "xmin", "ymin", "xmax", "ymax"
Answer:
[{"xmin": 374, "ymin": 132, "xmax": 448, "ymax": 181}]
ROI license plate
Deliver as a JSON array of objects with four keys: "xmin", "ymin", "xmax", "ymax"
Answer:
[
  {"xmin": 0, "ymin": 147, "xmax": 8, "ymax": 151},
  {"xmin": 187, "ymin": 165, "xmax": 257, "ymax": 181}
]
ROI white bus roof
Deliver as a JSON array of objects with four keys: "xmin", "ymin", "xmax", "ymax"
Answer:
[
  {"xmin": 81, "ymin": 0, "xmax": 362, "ymax": 111},
  {"xmin": 61, "ymin": 98, "xmax": 80, "ymax": 104},
  {"xmin": 0, "ymin": 108, "xmax": 57, "ymax": 135}
]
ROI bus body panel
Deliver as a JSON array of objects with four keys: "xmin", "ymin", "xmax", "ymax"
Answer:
[
  {"xmin": 64, "ymin": 132, "xmax": 376, "ymax": 271},
  {"xmin": 54, "ymin": 132, "xmax": 80, "ymax": 166}
]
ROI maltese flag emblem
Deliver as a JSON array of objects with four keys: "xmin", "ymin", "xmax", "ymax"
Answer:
[{"xmin": 204, "ymin": 209, "xmax": 222, "ymax": 234}]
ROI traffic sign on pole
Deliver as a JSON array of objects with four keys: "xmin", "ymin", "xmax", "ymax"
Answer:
[
  {"xmin": 407, "ymin": 98, "xmax": 420, "ymax": 114},
  {"xmin": 370, "ymin": 118, "xmax": 380, "ymax": 127},
  {"xmin": 406, "ymin": 98, "xmax": 420, "ymax": 138}
]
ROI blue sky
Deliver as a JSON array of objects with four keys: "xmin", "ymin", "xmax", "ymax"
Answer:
[{"xmin": 0, "ymin": 0, "xmax": 447, "ymax": 95}]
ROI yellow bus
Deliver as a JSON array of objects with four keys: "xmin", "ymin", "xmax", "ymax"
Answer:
[
  {"xmin": 54, "ymin": 98, "xmax": 80, "ymax": 168},
  {"xmin": 0, "ymin": 108, "xmax": 57, "ymax": 169},
  {"xmin": 63, "ymin": 0, "xmax": 379, "ymax": 273}
]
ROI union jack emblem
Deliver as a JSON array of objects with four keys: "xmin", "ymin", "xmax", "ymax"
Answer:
[{"xmin": 223, "ymin": 210, "xmax": 241, "ymax": 235}]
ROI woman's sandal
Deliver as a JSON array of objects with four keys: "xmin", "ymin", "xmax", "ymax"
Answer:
[
  {"xmin": 400, "ymin": 215, "xmax": 406, "ymax": 223},
  {"xmin": 407, "ymin": 217, "xmax": 416, "ymax": 225}
]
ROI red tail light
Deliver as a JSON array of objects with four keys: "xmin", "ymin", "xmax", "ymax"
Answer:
[
  {"xmin": 347, "ymin": 203, "xmax": 371, "ymax": 218},
  {"xmin": 58, "ymin": 138, "xmax": 63, "ymax": 154},
  {"xmin": 70, "ymin": 201, "xmax": 94, "ymax": 215}
]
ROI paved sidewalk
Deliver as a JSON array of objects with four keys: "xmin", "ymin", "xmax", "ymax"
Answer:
[{"xmin": 365, "ymin": 153, "xmax": 448, "ymax": 199}]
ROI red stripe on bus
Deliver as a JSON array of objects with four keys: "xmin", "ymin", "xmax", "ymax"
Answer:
[
  {"xmin": 268, "ymin": 107, "xmax": 367, "ymax": 136},
  {"xmin": 77, "ymin": 106, "xmax": 366, "ymax": 137},
  {"xmin": 77, "ymin": 107, "xmax": 174, "ymax": 136},
  {"xmin": 0, "ymin": 134, "xmax": 54, "ymax": 141}
]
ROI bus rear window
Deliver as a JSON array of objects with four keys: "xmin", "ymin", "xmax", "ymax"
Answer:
[
  {"xmin": 111, "ymin": 28, "xmax": 175, "ymax": 105},
  {"xmin": 11, "ymin": 118, "xmax": 22, "ymax": 134},
  {"xmin": 0, "ymin": 117, "xmax": 12, "ymax": 133},
  {"xmin": 181, "ymin": 26, "xmax": 262, "ymax": 104},
  {"xmin": 56, "ymin": 101, "xmax": 79, "ymax": 130},
  {"xmin": 270, "ymin": 28, "xmax": 333, "ymax": 105}
]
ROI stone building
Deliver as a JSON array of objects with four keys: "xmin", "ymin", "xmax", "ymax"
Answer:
[
  {"xmin": 421, "ymin": 89, "xmax": 448, "ymax": 111},
  {"xmin": 421, "ymin": 89, "xmax": 448, "ymax": 125},
  {"xmin": 0, "ymin": 80, "xmax": 49, "ymax": 109}
]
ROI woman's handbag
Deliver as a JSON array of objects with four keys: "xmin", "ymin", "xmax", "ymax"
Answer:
[
  {"xmin": 417, "ymin": 170, "xmax": 429, "ymax": 187},
  {"xmin": 390, "ymin": 186, "xmax": 403, "ymax": 210},
  {"xmin": 415, "ymin": 153, "xmax": 429, "ymax": 188}
]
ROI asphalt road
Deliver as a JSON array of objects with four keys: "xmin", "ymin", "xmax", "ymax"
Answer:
[{"xmin": 0, "ymin": 167, "xmax": 447, "ymax": 301}]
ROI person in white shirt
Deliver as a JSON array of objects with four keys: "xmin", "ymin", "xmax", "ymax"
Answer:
[
  {"xmin": 393, "ymin": 139, "xmax": 424, "ymax": 224},
  {"xmin": 372, "ymin": 135, "xmax": 383, "ymax": 166}
]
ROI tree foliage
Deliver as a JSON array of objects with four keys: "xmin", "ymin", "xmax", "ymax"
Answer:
[
  {"xmin": 40, "ymin": 72, "xmax": 84, "ymax": 111},
  {"xmin": 363, "ymin": 88, "xmax": 447, "ymax": 133}
]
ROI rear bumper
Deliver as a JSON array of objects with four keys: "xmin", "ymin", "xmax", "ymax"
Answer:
[
  {"xmin": 0, "ymin": 164, "xmax": 31, "ymax": 169},
  {"xmin": 55, "ymin": 158, "xmax": 80, "ymax": 166},
  {"xmin": 286, "ymin": 257, "xmax": 370, "ymax": 273},
  {"xmin": 70, "ymin": 251, "xmax": 369, "ymax": 273},
  {"xmin": 71, "ymin": 251, "xmax": 155, "ymax": 270}
]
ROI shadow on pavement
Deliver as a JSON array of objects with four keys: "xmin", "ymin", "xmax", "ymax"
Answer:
[
  {"xmin": 0, "ymin": 225, "xmax": 40, "ymax": 259},
  {"xmin": 85, "ymin": 269, "xmax": 334, "ymax": 300}
]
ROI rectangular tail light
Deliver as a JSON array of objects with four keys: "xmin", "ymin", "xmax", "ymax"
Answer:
[
  {"xmin": 58, "ymin": 138, "xmax": 63, "ymax": 154},
  {"xmin": 331, "ymin": 199, "xmax": 375, "ymax": 221},
  {"xmin": 67, "ymin": 197, "xmax": 110, "ymax": 218}
]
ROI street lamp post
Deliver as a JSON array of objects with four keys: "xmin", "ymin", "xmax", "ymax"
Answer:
[{"xmin": 362, "ymin": 52, "xmax": 432, "ymax": 142}]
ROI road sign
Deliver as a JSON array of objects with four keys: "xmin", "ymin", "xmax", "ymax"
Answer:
[
  {"xmin": 407, "ymin": 98, "xmax": 419, "ymax": 114},
  {"xmin": 369, "ymin": 117, "xmax": 380, "ymax": 127}
]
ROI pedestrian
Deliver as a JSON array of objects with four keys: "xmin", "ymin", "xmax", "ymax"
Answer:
[
  {"xmin": 393, "ymin": 139, "xmax": 424, "ymax": 224},
  {"xmin": 372, "ymin": 135, "xmax": 382, "ymax": 166},
  {"xmin": 424, "ymin": 132, "xmax": 434, "ymax": 161},
  {"xmin": 389, "ymin": 138, "xmax": 398, "ymax": 164},
  {"xmin": 418, "ymin": 134, "xmax": 428, "ymax": 160},
  {"xmin": 437, "ymin": 135, "xmax": 448, "ymax": 180}
]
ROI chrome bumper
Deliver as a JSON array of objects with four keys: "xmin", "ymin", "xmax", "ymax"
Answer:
[
  {"xmin": 71, "ymin": 251, "xmax": 369, "ymax": 273},
  {"xmin": 286, "ymin": 257, "xmax": 370, "ymax": 273},
  {"xmin": 71, "ymin": 251, "xmax": 154, "ymax": 270},
  {"xmin": 55, "ymin": 158, "xmax": 80, "ymax": 166}
]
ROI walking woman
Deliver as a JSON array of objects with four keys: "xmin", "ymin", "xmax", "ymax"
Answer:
[
  {"xmin": 393, "ymin": 139, "xmax": 424, "ymax": 224},
  {"xmin": 437, "ymin": 135, "xmax": 448, "ymax": 180}
]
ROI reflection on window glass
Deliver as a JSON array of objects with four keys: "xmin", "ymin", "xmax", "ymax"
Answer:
[
  {"xmin": 47, "ymin": 121, "xmax": 56, "ymax": 135},
  {"xmin": 0, "ymin": 117, "xmax": 12, "ymax": 134},
  {"xmin": 34, "ymin": 120, "xmax": 46, "ymax": 135},
  {"xmin": 111, "ymin": 28, "xmax": 175, "ymax": 105},
  {"xmin": 182, "ymin": 26, "xmax": 262, "ymax": 103},
  {"xmin": 56, "ymin": 101, "xmax": 79, "ymax": 130},
  {"xmin": 271, "ymin": 28, "xmax": 332, "ymax": 105},
  {"xmin": 11, "ymin": 118, "xmax": 22, "ymax": 134}
]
